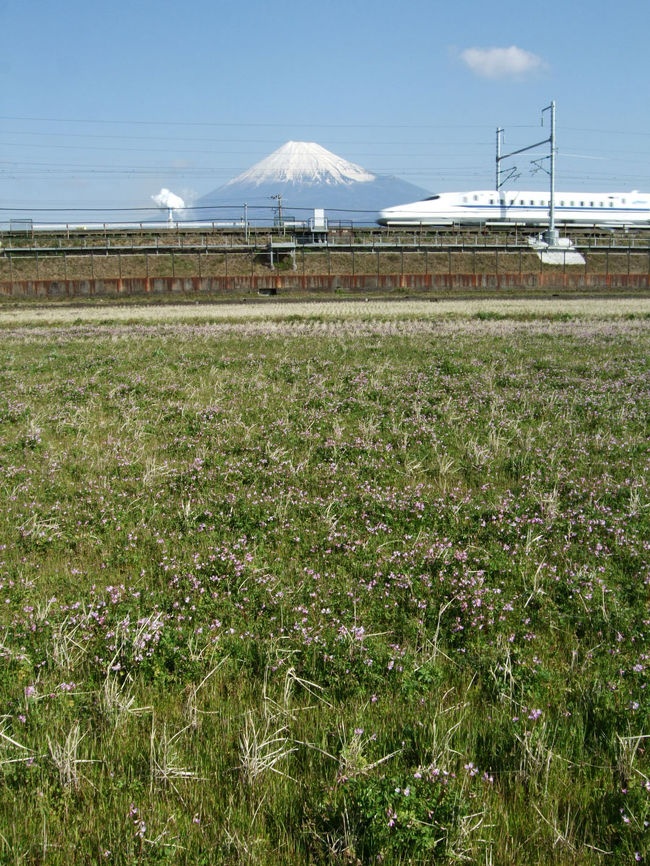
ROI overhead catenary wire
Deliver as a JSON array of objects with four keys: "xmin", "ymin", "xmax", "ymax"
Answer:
[
  {"xmin": 6, "ymin": 113, "xmax": 650, "ymax": 137},
  {"xmin": 1, "ymin": 112, "xmax": 648, "ymax": 214},
  {"xmin": 0, "ymin": 114, "xmax": 529, "ymax": 129}
]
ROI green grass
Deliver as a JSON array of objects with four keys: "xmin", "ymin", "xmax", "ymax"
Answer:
[{"xmin": 0, "ymin": 304, "xmax": 648, "ymax": 863}]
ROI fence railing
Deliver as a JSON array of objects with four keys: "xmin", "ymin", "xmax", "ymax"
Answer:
[
  {"xmin": 2, "ymin": 225, "xmax": 650, "ymax": 253},
  {"xmin": 1, "ymin": 246, "xmax": 649, "ymax": 286}
]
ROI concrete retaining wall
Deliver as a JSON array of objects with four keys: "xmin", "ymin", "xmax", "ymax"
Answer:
[{"xmin": 1, "ymin": 272, "xmax": 649, "ymax": 298}]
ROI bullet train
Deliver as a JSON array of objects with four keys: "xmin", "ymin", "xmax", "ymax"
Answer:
[{"xmin": 377, "ymin": 190, "xmax": 650, "ymax": 227}]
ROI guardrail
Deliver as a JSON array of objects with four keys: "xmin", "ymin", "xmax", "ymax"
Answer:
[
  {"xmin": 2, "ymin": 236, "xmax": 650, "ymax": 255},
  {"xmin": 3, "ymin": 224, "xmax": 650, "ymax": 253}
]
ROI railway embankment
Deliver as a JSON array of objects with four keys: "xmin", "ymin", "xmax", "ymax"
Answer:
[{"xmin": 2, "ymin": 229, "xmax": 649, "ymax": 299}]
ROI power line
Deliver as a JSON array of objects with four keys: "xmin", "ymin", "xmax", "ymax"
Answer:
[
  {"xmin": 0, "ymin": 129, "xmax": 493, "ymax": 148},
  {"xmin": 4, "ymin": 115, "xmax": 650, "ymax": 137},
  {"xmin": 0, "ymin": 114, "xmax": 504, "ymax": 130},
  {"xmin": 0, "ymin": 140, "xmax": 493, "ymax": 159}
]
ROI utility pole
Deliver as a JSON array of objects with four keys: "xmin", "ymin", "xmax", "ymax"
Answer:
[
  {"xmin": 496, "ymin": 127, "xmax": 503, "ymax": 191},
  {"xmin": 495, "ymin": 100, "xmax": 558, "ymax": 246},
  {"xmin": 495, "ymin": 127, "xmax": 519, "ymax": 191},
  {"xmin": 271, "ymin": 194, "xmax": 283, "ymax": 227},
  {"xmin": 542, "ymin": 101, "xmax": 557, "ymax": 246}
]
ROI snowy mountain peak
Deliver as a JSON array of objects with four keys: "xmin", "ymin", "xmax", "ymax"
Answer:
[{"xmin": 225, "ymin": 141, "xmax": 376, "ymax": 187}]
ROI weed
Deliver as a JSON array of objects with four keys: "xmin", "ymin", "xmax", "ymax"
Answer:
[{"xmin": 0, "ymin": 304, "xmax": 648, "ymax": 862}]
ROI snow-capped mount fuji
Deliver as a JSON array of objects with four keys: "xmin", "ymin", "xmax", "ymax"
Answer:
[
  {"xmin": 226, "ymin": 141, "xmax": 375, "ymax": 187},
  {"xmin": 189, "ymin": 141, "xmax": 430, "ymax": 224}
]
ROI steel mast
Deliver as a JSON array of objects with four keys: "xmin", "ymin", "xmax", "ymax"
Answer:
[
  {"xmin": 543, "ymin": 100, "xmax": 558, "ymax": 246},
  {"xmin": 495, "ymin": 100, "xmax": 558, "ymax": 247}
]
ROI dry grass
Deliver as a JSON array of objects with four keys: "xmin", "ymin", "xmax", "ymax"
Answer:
[
  {"xmin": 2, "ymin": 247, "xmax": 646, "ymax": 283},
  {"xmin": 0, "ymin": 296, "xmax": 649, "ymax": 327}
]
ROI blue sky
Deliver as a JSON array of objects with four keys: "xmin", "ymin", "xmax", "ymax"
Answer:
[{"xmin": 1, "ymin": 0, "xmax": 649, "ymax": 218}]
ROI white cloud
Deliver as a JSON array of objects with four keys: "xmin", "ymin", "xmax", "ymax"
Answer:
[{"xmin": 460, "ymin": 45, "xmax": 547, "ymax": 80}]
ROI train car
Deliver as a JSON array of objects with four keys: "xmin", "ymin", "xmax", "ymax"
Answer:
[{"xmin": 377, "ymin": 190, "xmax": 650, "ymax": 227}]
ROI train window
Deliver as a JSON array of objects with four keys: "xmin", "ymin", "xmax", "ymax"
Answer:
[
  {"xmin": 463, "ymin": 196, "xmax": 468, "ymax": 203},
  {"xmin": 579, "ymin": 201, "xmax": 584, "ymax": 207},
  {"xmin": 509, "ymin": 199, "xmax": 514, "ymax": 205},
  {"xmin": 560, "ymin": 201, "xmax": 565, "ymax": 206},
  {"xmin": 520, "ymin": 199, "xmax": 525, "ymax": 205},
  {"xmin": 622, "ymin": 199, "xmax": 626, "ymax": 205},
  {"xmin": 473, "ymin": 195, "xmax": 478, "ymax": 201},
  {"xmin": 589, "ymin": 201, "xmax": 594, "ymax": 207},
  {"xmin": 530, "ymin": 200, "xmax": 534, "ymax": 206},
  {"xmin": 570, "ymin": 201, "xmax": 575, "ymax": 207},
  {"xmin": 599, "ymin": 202, "xmax": 604, "ymax": 207},
  {"xmin": 422, "ymin": 195, "xmax": 440, "ymax": 201},
  {"xmin": 609, "ymin": 202, "xmax": 614, "ymax": 207},
  {"xmin": 489, "ymin": 199, "xmax": 494, "ymax": 204}
]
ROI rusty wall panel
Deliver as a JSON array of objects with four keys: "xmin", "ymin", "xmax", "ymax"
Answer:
[{"xmin": 1, "ymin": 273, "xmax": 650, "ymax": 298}]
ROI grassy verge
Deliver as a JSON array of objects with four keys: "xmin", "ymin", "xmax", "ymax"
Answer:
[
  {"xmin": 2, "ymin": 248, "xmax": 650, "ymax": 282},
  {"xmin": 0, "ymin": 305, "xmax": 648, "ymax": 863},
  {"xmin": 1, "ymin": 296, "xmax": 650, "ymax": 328}
]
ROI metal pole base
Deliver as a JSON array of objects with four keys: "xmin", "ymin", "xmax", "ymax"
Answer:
[{"xmin": 543, "ymin": 228, "xmax": 560, "ymax": 248}]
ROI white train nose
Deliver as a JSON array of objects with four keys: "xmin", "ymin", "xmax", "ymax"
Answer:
[{"xmin": 377, "ymin": 207, "xmax": 406, "ymax": 225}]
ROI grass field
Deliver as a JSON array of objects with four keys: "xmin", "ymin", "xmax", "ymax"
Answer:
[{"xmin": 0, "ymin": 299, "xmax": 649, "ymax": 863}]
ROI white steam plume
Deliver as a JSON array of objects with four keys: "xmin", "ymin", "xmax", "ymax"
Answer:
[{"xmin": 152, "ymin": 188, "xmax": 185, "ymax": 210}]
